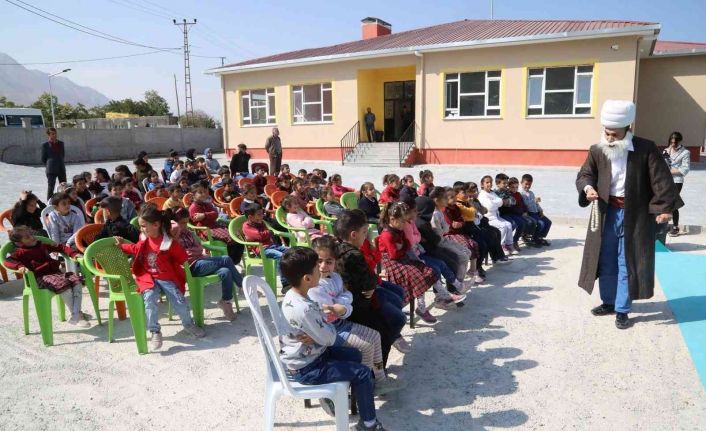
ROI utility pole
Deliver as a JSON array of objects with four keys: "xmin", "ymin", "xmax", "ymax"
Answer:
[
  {"xmin": 219, "ymin": 56, "xmax": 226, "ymax": 66},
  {"xmin": 173, "ymin": 73, "xmax": 181, "ymax": 122},
  {"xmin": 173, "ymin": 18, "xmax": 196, "ymax": 126},
  {"xmin": 48, "ymin": 69, "xmax": 71, "ymax": 128}
]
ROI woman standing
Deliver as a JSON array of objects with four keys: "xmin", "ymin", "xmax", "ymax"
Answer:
[
  {"xmin": 663, "ymin": 131, "xmax": 690, "ymax": 236},
  {"xmin": 41, "ymin": 127, "xmax": 66, "ymax": 200}
]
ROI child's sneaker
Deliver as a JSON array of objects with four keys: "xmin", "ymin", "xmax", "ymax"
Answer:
[
  {"xmin": 373, "ymin": 376, "xmax": 405, "ymax": 396},
  {"xmin": 495, "ymin": 256, "xmax": 511, "ymax": 264},
  {"xmin": 454, "ymin": 280, "xmax": 471, "ymax": 295},
  {"xmin": 185, "ymin": 324, "xmax": 206, "ymax": 338},
  {"xmin": 150, "ymin": 331, "xmax": 163, "ymax": 351},
  {"xmin": 433, "ymin": 297, "xmax": 454, "ymax": 310},
  {"xmin": 68, "ymin": 314, "xmax": 90, "ymax": 328},
  {"xmin": 218, "ymin": 299, "xmax": 237, "ymax": 321},
  {"xmin": 351, "ymin": 419, "xmax": 386, "ymax": 431},
  {"xmin": 392, "ymin": 337, "xmax": 411, "ymax": 353},
  {"xmin": 414, "ymin": 308, "xmax": 437, "ymax": 323},
  {"xmin": 448, "ymin": 292, "xmax": 467, "ymax": 304}
]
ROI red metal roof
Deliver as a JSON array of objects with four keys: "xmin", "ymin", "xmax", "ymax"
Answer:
[
  {"xmin": 653, "ymin": 40, "xmax": 706, "ymax": 55},
  {"xmin": 224, "ymin": 19, "xmax": 658, "ymax": 68}
]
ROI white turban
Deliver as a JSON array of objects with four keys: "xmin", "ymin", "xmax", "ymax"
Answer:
[{"xmin": 600, "ymin": 100, "xmax": 635, "ymax": 128}]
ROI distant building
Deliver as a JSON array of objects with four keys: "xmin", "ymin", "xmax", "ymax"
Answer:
[{"xmin": 208, "ymin": 18, "xmax": 706, "ymax": 166}]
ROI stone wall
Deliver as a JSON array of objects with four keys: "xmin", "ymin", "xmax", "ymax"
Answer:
[{"xmin": 0, "ymin": 126, "xmax": 224, "ymax": 164}]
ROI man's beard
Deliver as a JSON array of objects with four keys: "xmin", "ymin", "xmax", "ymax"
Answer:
[{"xmin": 598, "ymin": 131, "xmax": 632, "ymax": 161}]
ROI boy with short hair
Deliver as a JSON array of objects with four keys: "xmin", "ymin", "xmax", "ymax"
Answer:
[
  {"xmin": 279, "ymin": 247, "xmax": 385, "ymax": 431},
  {"xmin": 72, "ymin": 174, "xmax": 91, "ymax": 202},
  {"xmin": 96, "ymin": 196, "xmax": 140, "ymax": 243},
  {"xmin": 520, "ymin": 174, "xmax": 551, "ymax": 246},
  {"xmin": 229, "ymin": 143, "xmax": 251, "ymax": 179},
  {"xmin": 107, "ymin": 180, "xmax": 137, "ymax": 221},
  {"xmin": 253, "ymin": 166, "xmax": 267, "ymax": 195},
  {"xmin": 164, "ymin": 184, "xmax": 185, "ymax": 210},
  {"xmin": 507, "ymin": 177, "xmax": 539, "ymax": 247},
  {"xmin": 495, "ymin": 173, "xmax": 526, "ymax": 253},
  {"xmin": 242, "ymin": 203, "xmax": 289, "ymax": 290}
]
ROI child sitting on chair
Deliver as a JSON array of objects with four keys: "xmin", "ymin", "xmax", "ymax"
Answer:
[
  {"xmin": 5, "ymin": 226, "xmax": 90, "ymax": 327},
  {"xmin": 282, "ymin": 196, "xmax": 323, "ymax": 243},
  {"xmin": 189, "ymin": 183, "xmax": 244, "ymax": 266},
  {"xmin": 163, "ymin": 184, "xmax": 185, "ymax": 210},
  {"xmin": 279, "ymin": 247, "xmax": 387, "ymax": 431},
  {"xmin": 96, "ymin": 196, "xmax": 140, "ymax": 243},
  {"xmin": 321, "ymin": 186, "xmax": 344, "ymax": 217},
  {"xmin": 242, "ymin": 203, "xmax": 289, "ymax": 292},
  {"xmin": 46, "ymin": 192, "xmax": 85, "ymax": 250}
]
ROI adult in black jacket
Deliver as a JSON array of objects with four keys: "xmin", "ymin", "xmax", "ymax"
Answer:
[
  {"xmin": 229, "ymin": 143, "xmax": 251, "ymax": 178},
  {"xmin": 41, "ymin": 128, "xmax": 66, "ymax": 200}
]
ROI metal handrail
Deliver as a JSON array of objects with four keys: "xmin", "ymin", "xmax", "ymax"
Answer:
[
  {"xmin": 398, "ymin": 120, "xmax": 416, "ymax": 167},
  {"xmin": 340, "ymin": 121, "xmax": 360, "ymax": 165}
]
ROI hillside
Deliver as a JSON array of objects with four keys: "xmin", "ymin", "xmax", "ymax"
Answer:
[{"xmin": 0, "ymin": 52, "xmax": 109, "ymax": 107}]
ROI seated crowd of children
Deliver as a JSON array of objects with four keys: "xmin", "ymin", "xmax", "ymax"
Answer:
[{"xmin": 5, "ymin": 151, "xmax": 552, "ymax": 431}]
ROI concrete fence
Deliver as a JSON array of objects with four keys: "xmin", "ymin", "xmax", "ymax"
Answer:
[{"xmin": 0, "ymin": 125, "xmax": 224, "ymax": 165}]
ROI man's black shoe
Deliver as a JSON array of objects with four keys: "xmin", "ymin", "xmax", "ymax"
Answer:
[
  {"xmin": 591, "ymin": 304, "xmax": 615, "ymax": 316},
  {"xmin": 615, "ymin": 312, "xmax": 631, "ymax": 329}
]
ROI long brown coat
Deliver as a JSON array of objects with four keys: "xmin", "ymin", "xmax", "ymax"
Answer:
[{"xmin": 575, "ymin": 136, "xmax": 683, "ymax": 300}]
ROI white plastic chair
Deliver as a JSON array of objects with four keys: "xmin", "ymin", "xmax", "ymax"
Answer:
[{"xmin": 242, "ymin": 275, "xmax": 352, "ymax": 431}]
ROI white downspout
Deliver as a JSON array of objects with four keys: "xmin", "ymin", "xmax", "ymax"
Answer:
[{"xmin": 414, "ymin": 50, "xmax": 425, "ymax": 159}]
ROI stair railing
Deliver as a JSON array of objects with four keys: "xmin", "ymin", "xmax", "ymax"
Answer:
[
  {"xmin": 340, "ymin": 121, "xmax": 360, "ymax": 165},
  {"xmin": 398, "ymin": 120, "xmax": 416, "ymax": 167}
]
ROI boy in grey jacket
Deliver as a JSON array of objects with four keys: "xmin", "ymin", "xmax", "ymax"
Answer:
[
  {"xmin": 279, "ymin": 247, "xmax": 386, "ymax": 431},
  {"xmin": 47, "ymin": 192, "xmax": 85, "ymax": 249}
]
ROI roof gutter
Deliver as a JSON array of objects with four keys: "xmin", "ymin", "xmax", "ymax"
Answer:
[
  {"xmin": 649, "ymin": 48, "xmax": 706, "ymax": 58},
  {"xmin": 206, "ymin": 24, "xmax": 661, "ymax": 76}
]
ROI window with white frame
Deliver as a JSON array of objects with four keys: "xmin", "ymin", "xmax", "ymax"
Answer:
[
  {"xmin": 527, "ymin": 65, "xmax": 593, "ymax": 116},
  {"xmin": 292, "ymin": 83, "xmax": 332, "ymax": 123},
  {"xmin": 444, "ymin": 70, "xmax": 501, "ymax": 118},
  {"xmin": 241, "ymin": 88, "xmax": 276, "ymax": 125}
]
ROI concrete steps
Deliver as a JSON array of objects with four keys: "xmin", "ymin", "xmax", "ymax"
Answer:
[{"xmin": 343, "ymin": 142, "xmax": 415, "ymax": 167}]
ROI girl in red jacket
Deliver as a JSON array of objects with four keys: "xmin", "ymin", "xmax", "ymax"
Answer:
[
  {"xmin": 379, "ymin": 174, "xmax": 400, "ymax": 204},
  {"xmin": 115, "ymin": 204, "xmax": 205, "ymax": 351},
  {"xmin": 378, "ymin": 202, "xmax": 453, "ymax": 324},
  {"xmin": 5, "ymin": 226, "xmax": 90, "ymax": 328},
  {"xmin": 188, "ymin": 182, "xmax": 244, "ymax": 266}
]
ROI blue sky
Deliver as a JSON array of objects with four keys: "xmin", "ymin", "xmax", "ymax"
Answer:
[{"xmin": 2, "ymin": 0, "xmax": 705, "ymax": 118}]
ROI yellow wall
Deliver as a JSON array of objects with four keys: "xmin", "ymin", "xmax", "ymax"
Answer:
[
  {"xmin": 356, "ymin": 66, "xmax": 416, "ymax": 138},
  {"xmin": 221, "ymin": 36, "xmax": 641, "ymax": 154},
  {"xmin": 222, "ymin": 55, "xmax": 416, "ymax": 151},
  {"xmin": 421, "ymin": 36, "xmax": 640, "ymax": 152},
  {"xmin": 636, "ymin": 55, "xmax": 706, "ymax": 149}
]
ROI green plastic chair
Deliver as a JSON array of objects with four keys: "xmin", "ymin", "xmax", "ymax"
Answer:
[
  {"xmin": 228, "ymin": 216, "xmax": 293, "ymax": 295},
  {"xmin": 275, "ymin": 207, "xmax": 332, "ymax": 247},
  {"xmin": 314, "ymin": 199, "xmax": 337, "ymax": 222},
  {"xmin": 130, "ymin": 216, "xmax": 139, "ymax": 228},
  {"xmin": 0, "ymin": 236, "xmax": 102, "ymax": 347},
  {"xmin": 183, "ymin": 260, "xmax": 240, "ymax": 327},
  {"xmin": 339, "ymin": 192, "xmax": 359, "ymax": 210},
  {"xmin": 187, "ymin": 223, "xmax": 228, "ymax": 257},
  {"xmin": 82, "ymin": 238, "xmax": 148, "ymax": 354}
]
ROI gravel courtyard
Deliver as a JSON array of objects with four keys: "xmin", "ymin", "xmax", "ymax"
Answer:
[{"xmin": 0, "ymin": 156, "xmax": 704, "ymax": 430}]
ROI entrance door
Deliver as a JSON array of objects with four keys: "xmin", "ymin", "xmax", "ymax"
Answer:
[{"xmin": 383, "ymin": 80, "xmax": 415, "ymax": 142}]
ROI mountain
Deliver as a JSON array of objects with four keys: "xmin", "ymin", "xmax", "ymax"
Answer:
[{"xmin": 0, "ymin": 52, "xmax": 110, "ymax": 107}]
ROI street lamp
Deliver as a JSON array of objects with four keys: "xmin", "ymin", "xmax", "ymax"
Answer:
[{"xmin": 48, "ymin": 68, "xmax": 71, "ymax": 128}]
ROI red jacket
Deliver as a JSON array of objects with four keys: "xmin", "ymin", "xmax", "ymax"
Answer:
[
  {"xmin": 510, "ymin": 191, "xmax": 527, "ymax": 215},
  {"xmin": 379, "ymin": 186, "xmax": 400, "ymax": 204},
  {"xmin": 377, "ymin": 228, "xmax": 409, "ymax": 260},
  {"xmin": 5, "ymin": 242, "xmax": 76, "ymax": 277},
  {"xmin": 443, "ymin": 204, "xmax": 465, "ymax": 235},
  {"xmin": 359, "ymin": 238, "xmax": 382, "ymax": 284},
  {"xmin": 119, "ymin": 234, "xmax": 188, "ymax": 294},
  {"xmin": 242, "ymin": 220, "xmax": 273, "ymax": 255},
  {"xmin": 189, "ymin": 200, "xmax": 219, "ymax": 229}
]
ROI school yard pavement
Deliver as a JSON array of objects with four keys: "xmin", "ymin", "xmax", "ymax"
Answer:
[{"xmin": 0, "ymin": 157, "xmax": 705, "ymax": 430}]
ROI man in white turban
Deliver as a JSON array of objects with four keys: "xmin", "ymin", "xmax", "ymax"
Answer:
[{"xmin": 576, "ymin": 100, "xmax": 682, "ymax": 329}]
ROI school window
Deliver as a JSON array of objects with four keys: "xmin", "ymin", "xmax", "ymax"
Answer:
[
  {"xmin": 292, "ymin": 83, "xmax": 333, "ymax": 123},
  {"xmin": 241, "ymin": 88, "xmax": 276, "ymax": 125},
  {"xmin": 444, "ymin": 70, "xmax": 501, "ymax": 118},
  {"xmin": 526, "ymin": 65, "xmax": 594, "ymax": 116}
]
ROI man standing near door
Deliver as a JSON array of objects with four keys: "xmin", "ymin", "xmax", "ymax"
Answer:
[
  {"xmin": 41, "ymin": 127, "xmax": 66, "ymax": 200},
  {"xmin": 364, "ymin": 107, "xmax": 376, "ymax": 142},
  {"xmin": 265, "ymin": 127, "xmax": 282, "ymax": 175}
]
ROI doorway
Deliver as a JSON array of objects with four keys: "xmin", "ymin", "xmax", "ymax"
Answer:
[{"xmin": 384, "ymin": 80, "xmax": 415, "ymax": 142}]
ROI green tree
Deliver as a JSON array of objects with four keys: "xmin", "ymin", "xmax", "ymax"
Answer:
[
  {"xmin": 30, "ymin": 92, "xmax": 57, "ymax": 123},
  {"xmin": 180, "ymin": 110, "xmax": 217, "ymax": 128},
  {"xmin": 0, "ymin": 96, "xmax": 19, "ymax": 107},
  {"xmin": 143, "ymin": 90, "xmax": 170, "ymax": 116}
]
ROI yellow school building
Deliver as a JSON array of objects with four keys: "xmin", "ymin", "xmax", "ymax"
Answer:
[{"xmin": 207, "ymin": 18, "xmax": 706, "ymax": 166}]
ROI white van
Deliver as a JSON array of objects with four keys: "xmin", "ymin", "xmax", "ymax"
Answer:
[{"xmin": 0, "ymin": 108, "xmax": 45, "ymax": 128}]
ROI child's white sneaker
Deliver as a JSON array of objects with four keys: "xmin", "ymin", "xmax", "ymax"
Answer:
[
  {"xmin": 68, "ymin": 314, "xmax": 90, "ymax": 328},
  {"xmin": 150, "ymin": 332, "xmax": 163, "ymax": 351}
]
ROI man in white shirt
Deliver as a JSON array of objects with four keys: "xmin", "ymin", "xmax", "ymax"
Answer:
[{"xmin": 576, "ymin": 100, "xmax": 682, "ymax": 330}]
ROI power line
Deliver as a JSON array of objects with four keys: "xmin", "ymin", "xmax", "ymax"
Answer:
[
  {"xmin": 0, "ymin": 50, "xmax": 172, "ymax": 66},
  {"xmin": 105, "ymin": 0, "xmax": 172, "ymax": 20},
  {"xmin": 4, "ymin": 0, "xmax": 179, "ymax": 51}
]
